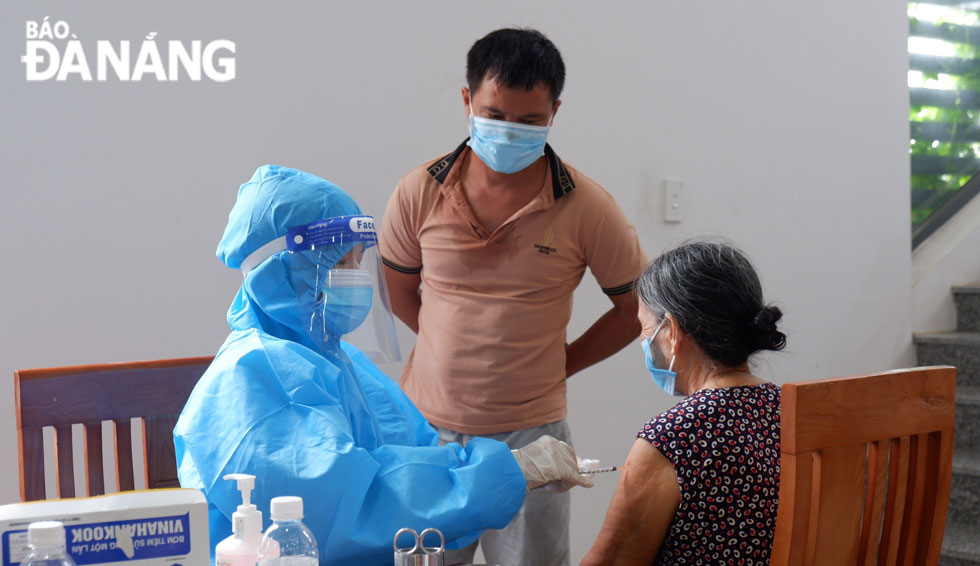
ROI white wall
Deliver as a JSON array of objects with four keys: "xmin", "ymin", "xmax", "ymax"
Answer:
[
  {"xmin": 912, "ymin": 196, "xmax": 980, "ymax": 333},
  {"xmin": 1, "ymin": 1, "xmax": 912, "ymax": 563}
]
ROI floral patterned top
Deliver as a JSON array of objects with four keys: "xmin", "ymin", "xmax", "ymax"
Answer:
[{"xmin": 637, "ymin": 383, "xmax": 781, "ymax": 565}]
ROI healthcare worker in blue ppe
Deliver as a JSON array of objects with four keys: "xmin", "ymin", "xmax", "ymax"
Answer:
[{"xmin": 173, "ymin": 165, "xmax": 593, "ymax": 565}]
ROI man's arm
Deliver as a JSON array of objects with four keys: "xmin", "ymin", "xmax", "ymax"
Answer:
[
  {"xmin": 383, "ymin": 264, "xmax": 422, "ymax": 334},
  {"xmin": 565, "ymin": 291, "xmax": 641, "ymax": 378}
]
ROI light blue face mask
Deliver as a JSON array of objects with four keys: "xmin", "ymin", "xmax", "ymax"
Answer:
[
  {"xmin": 313, "ymin": 269, "xmax": 374, "ymax": 338},
  {"xmin": 466, "ymin": 106, "xmax": 552, "ymax": 174},
  {"xmin": 641, "ymin": 318, "xmax": 681, "ymax": 396},
  {"xmin": 321, "ymin": 287, "xmax": 372, "ymax": 336}
]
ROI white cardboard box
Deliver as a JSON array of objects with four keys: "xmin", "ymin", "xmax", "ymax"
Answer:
[{"xmin": 0, "ymin": 488, "xmax": 209, "ymax": 566}]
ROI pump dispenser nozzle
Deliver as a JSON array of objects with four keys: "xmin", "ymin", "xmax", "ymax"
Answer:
[
  {"xmin": 223, "ymin": 473, "xmax": 261, "ymax": 538},
  {"xmin": 225, "ymin": 473, "xmax": 255, "ymax": 508}
]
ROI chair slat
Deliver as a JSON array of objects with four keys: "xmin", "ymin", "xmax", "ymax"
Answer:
[
  {"xmin": 802, "ymin": 451, "xmax": 822, "ymax": 566},
  {"xmin": 115, "ymin": 418, "xmax": 135, "ymax": 492},
  {"xmin": 915, "ymin": 430, "xmax": 954, "ymax": 565},
  {"xmin": 858, "ymin": 440, "xmax": 888, "ymax": 566},
  {"xmin": 146, "ymin": 415, "xmax": 181, "ymax": 489},
  {"xmin": 55, "ymin": 425, "xmax": 74, "ymax": 499},
  {"xmin": 898, "ymin": 434, "xmax": 928, "ymax": 565},
  {"xmin": 809, "ymin": 444, "xmax": 867, "ymax": 564},
  {"xmin": 20, "ymin": 427, "xmax": 44, "ymax": 501},
  {"xmin": 792, "ymin": 454, "xmax": 814, "ymax": 566},
  {"xmin": 135, "ymin": 417, "xmax": 148, "ymax": 489},
  {"xmin": 771, "ymin": 434, "xmax": 814, "ymax": 564},
  {"xmin": 104, "ymin": 419, "xmax": 119, "ymax": 493},
  {"xmin": 84, "ymin": 422, "xmax": 104, "ymax": 497},
  {"xmin": 879, "ymin": 436, "xmax": 911, "ymax": 565}
]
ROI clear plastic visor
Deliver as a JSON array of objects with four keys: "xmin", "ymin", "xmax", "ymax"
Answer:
[
  {"xmin": 309, "ymin": 243, "xmax": 400, "ymax": 364},
  {"xmin": 286, "ymin": 215, "xmax": 399, "ymax": 364}
]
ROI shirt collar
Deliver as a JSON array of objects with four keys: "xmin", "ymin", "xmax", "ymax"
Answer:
[{"xmin": 427, "ymin": 139, "xmax": 576, "ymax": 199}]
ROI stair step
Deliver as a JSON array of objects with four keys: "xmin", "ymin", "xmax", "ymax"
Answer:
[
  {"xmin": 916, "ymin": 332, "xmax": 980, "ymax": 346},
  {"xmin": 957, "ymin": 386, "xmax": 980, "ymax": 450},
  {"xmin": 942, "ymin": 520, "xmax": 980, "ymax": 565},
  {"xmin": 949, "ymin": 448, "xmax": 980, "ymax": 525},
  {"xmin": 916, "ymin": 333, "xmax": 980, "ymax": 387},
  {"xmin": 940, "ymin": 555, "xmax": 980, "ymax": 566},
  {"xmin": 961, "ymin": 386, "xmax": 980, "ymax": 406},
  {"xmin": 954, "ymin": 448, "xmax": 980, "ymax": 476},
  {"xmin": 954, "ymin": 285, "xmax": 980, "ymax": 333}
]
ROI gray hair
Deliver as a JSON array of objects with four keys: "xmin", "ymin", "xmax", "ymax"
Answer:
[{"xmin": 636, "ymin": 239, "xmax": 785, "ymax": 367}]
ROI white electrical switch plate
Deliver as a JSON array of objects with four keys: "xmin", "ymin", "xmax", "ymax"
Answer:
[{"xmin": 663, "ymin": 179, "xmax": 683, "ymax": 223}]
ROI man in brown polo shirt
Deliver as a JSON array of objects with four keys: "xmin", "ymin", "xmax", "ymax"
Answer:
[{"xmin": 380, "ymin": 28, "xmax": 646, "ymax": 565}]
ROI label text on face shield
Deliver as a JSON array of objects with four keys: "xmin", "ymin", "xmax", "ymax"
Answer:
[
  {"xmin": 349, "ymin": 217, "xmax": 375, "ymax": 232},
  {"xmin": 287, "ymin": 215, "xmax": 377, "ymax": 252}
]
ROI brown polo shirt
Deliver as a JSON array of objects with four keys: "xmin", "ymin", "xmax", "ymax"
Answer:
[{"xmin": 380, "ymin": 142, "xmax": 647, "ymax": 434}]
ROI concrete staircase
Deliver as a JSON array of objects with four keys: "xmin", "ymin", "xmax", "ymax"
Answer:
[{"xmin": 916, "ymin": 284, "xmax": 980, "ymax": 565}]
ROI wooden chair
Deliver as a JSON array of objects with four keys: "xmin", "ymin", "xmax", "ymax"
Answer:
[
  {"xmin": 771, "ymin": 366, "xmax": 956, "ymax": 566},
  {"xmin": 14, "ymin": 356, "xmax": 213, "ymax": 501}
]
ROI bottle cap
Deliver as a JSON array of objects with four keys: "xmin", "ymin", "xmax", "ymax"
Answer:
[
  {"xmin": 270, "ymin": 496, "xmax": 304, "ymax": 521},
  {"xmin": 28, "ymin": 521, "xmax": 66, "ymax": 548}
]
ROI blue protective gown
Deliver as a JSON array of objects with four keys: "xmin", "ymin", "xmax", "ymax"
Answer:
[{"xmin": 173, "ymin": 165, "xmax": 526, "ymax": 566}]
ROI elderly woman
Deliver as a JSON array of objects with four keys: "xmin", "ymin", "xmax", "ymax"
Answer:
[{"xmin": 582, "ymin": 240, "xmax": 785, "ymax": 566}]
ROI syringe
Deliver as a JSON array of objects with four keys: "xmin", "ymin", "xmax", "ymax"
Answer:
[{"xmin": 580, "ymin": 466, "xmax": 618, "ymax": 474}]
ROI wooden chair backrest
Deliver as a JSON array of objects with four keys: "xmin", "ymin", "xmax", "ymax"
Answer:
[
  {"xmin": 14, "ymin": 356, "xmax": 213, "ymax": 501},
  {"xmin": 770, "ymin": 366, "xmax": 956, "ymax": 566}
]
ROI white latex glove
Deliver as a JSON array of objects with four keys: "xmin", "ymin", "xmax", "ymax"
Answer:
[{"xmin": 512, "ymin": 435, "xmax": 595, "ymax": 492}]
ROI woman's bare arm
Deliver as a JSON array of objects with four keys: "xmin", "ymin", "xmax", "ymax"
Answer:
[{"xmin": 581, "ymin": 439, "xmax": 681, "ymax": 566}]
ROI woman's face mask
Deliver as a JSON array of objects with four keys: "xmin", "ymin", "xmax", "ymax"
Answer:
[
  {"xmin": 291, "ymin": 247, "xmax": 373, "ymax": 345},
  {"xmin": 313, "ymin": 268, "xmax": 374, "ymax": 338},
  {"xmin": 641, "ymin": 317, "xmax": 681, "ymax": 396}
]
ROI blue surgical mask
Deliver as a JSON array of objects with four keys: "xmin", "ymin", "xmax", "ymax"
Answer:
[
  {"xmin": 313, "ymin": 269, "xmax": 374, "ymax": 338},
  {"xmin": 466, "ymin": 106, "xmax": 552, "ymax": 174},
  {"xmin": 641, "ymin": 318, "xmax": 681, "ymax": 396},
  {"xmin": 322, "ymin": 286, "xmax": 373, "ymax": 336}
]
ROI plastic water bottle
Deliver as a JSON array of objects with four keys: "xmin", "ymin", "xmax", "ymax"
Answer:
[
  {"xmin": 257, "ymin": 496, "xmax": 319, "ymax": 565},
  {"xmin": 21, "ymin": 521, "xmax": 77, "ymax": 566}
]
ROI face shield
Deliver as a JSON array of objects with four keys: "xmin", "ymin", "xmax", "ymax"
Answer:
[{"xmin": 241, "ymin": 215, "xmax": 401, "ymax": 364}]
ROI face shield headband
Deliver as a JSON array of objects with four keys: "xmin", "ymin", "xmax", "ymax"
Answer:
[{"xmin": 240, "ymin": 215, "xmax": 378, "ymax": 275}]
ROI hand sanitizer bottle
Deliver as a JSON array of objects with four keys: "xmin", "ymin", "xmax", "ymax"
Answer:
[{"xmin": 215, "ymin": 473, "xmax": 263, "ymax": 566}]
